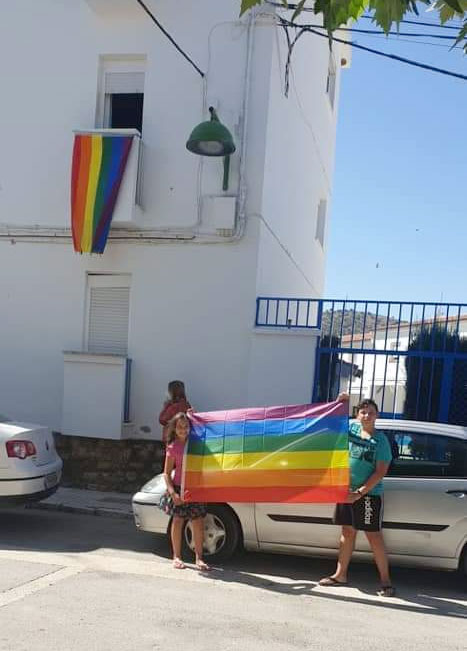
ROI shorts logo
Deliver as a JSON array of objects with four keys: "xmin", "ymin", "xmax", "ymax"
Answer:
[{"xmin": 364, "ymin": 496, "xmax": 373, "ymax": 525}]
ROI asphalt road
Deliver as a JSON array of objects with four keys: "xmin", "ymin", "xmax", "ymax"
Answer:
[{"xmin": 0, "ymin": 508, "xmax": 465, "ymax": 651}]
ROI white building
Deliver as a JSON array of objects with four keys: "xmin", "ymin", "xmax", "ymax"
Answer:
[
  {"xmin": 341, "ymin": 315, "xmax": 467, "ymax": 416},
  {"xmin": 0, "ymin": 1, "xmax": 349, "ymax": 442}
]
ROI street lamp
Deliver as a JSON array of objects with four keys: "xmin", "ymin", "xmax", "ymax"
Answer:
[{"xmin": 186, "ymin": 106, "xmax": 236, "ymax": 191}]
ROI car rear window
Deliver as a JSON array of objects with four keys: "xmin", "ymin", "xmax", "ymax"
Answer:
[{"xmin": 383, "ymin": 430, "xmax": 467, "ymax": 478}]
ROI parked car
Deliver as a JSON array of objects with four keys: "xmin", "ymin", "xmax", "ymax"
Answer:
[
  {"xmin": 0, "ymin": 417, "xmax": 62, "ymax": 505},
  {"xmin": 132, "ymin": 419, "xmax": 467, "ymax": 578}
]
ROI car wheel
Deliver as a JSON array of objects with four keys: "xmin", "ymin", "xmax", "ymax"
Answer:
[{"xmin": 182, "ymin": 504, "xmax": 241, "ymax": 562}]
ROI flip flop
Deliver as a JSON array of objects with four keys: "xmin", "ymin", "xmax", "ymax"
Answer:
[
  {"xmin": 377, "ymin": 585, "xmax": 396, "ymax": 597},
  {"xmin": 196, "ymin": 561, "xmax": 212, "ymax": 572},
  {"xmin": 318, "ymin": 576, "xmax": 348, "ymax": 586},
  {"xmin": 173, "ymin": 558, "xmax": 186, "ymax": 570}
]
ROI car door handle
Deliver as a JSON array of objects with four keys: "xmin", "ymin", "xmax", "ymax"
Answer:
[{"xmin": 446, "ymin": 490, "xmax": 467, "ymax": 498}]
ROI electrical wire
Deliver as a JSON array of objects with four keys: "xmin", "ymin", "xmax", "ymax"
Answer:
[
  {"xmin": 281, "ymin": 24, "xmax": 456, "ymax": 39},
  {"xmin": 350, "ymin": 33, "xmax": 463, "ymax": 50},
  {"xmin": 361, "ymin": 14, "xmax": 464, "ymax": 30},
  {"xmin": 269, "ymin": 17, "xmax": 333, "ymax": 193},
  {"xmin": 265, "ymin": 2, "xmax": 465, "ymax": 30},
  {"xmin": 134, "ymin": 0, "xmax": 205, "ymax": 78},
  {"xmin": 277, "ymin": 20, "xmax": 462, "ymax": 49},
  {"xmin": 288, "ymin": 64, "xmax": 333, "ymax": 195},
  {"xmin": 265, "ymin": 1, "xmax": 316, "ymax": 12},
  {"xmin": 278, "ymin": 20, "xmax": 467, "ymax": 81},
  {"xmin": 252, "ymin": 213, "xmax": 321, "ymax": 294}
]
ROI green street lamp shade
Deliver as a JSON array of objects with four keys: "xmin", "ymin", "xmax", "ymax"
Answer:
[{"xmin": 186, "ymin": 107, "xmax": 236, "ymax": 157}]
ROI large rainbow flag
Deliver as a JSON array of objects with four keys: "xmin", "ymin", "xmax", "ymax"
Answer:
[
  {"xmin": 182, "ymin": 401, "xmax": 349, "ymax": 503},
  {"xmin": 71, "ymin": 133, "xmax": 133, "ymax": 254}
]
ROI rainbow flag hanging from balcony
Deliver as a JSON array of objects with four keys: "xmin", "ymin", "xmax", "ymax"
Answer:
[
  {"xmin": 71, "ymin": 133, "xmax": 133, "ymax": 254},
  {"xmin": 182, "ymin": 401, "xmax": 349, "ymax": 504}
]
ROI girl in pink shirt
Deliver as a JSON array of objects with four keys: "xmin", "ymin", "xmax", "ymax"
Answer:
[{"xmin": 162, "ymin": 412, "xmax": 209, "ymax": 571}]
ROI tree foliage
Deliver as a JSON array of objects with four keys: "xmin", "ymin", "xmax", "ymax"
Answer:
[
  {"xmin": 240, "ymin": 1, "xmax": 467, "ymax": 53},
  {"xmin": 315, "ymin": 334, "xmax": 340, "ymax": 402},
  {"xmin": 404, "ymin": 326, "xmax": 467, "ymax": 425}
]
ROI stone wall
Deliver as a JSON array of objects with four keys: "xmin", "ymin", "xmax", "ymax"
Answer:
[{"xmin": 54, "ymin": 434, "xmax": 165, "ymax": 493}]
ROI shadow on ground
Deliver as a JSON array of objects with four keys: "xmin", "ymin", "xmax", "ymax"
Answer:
[
  {"xmin": 1, "ymin": 507, "xmax": 465, "ymax": 619},
  {"xmin": 202, "ymin": 552, "xmax": 467, "ymax": 619},
  {"xmin": 0, "ymin": 507, "xmax": 156, "ymax": 555}
]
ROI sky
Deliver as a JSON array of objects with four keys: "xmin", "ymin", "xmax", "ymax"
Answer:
[{"xmin": 325, "ymin": 14, "xmax": 467, "ymax": 304}]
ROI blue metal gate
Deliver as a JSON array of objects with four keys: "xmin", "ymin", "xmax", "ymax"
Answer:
[{"xmin": 255, "ymin": 298, "xmax": 467, "ymax": 424}]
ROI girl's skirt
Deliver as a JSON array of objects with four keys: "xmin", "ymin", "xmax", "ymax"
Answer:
[{"xmin": 159, "ymin": 485, "xmax": 207, "ymax": 520}]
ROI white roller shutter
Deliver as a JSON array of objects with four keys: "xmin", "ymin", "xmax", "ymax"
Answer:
[
  {"xmin": 104, "ymin": 71, "xmax": 145, "ymax": 94},
  {"xmin": 86, "ymin": 275, "xmax": 130, "ymax": 355}
]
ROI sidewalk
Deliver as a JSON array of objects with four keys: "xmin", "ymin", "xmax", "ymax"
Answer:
[{"xmin": 27, "ymin": 486, "xmax": 133, "ymax": 520}]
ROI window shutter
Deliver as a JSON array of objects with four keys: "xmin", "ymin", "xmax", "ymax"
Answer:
[
  {"xmin": 104, "ymin": 71, "xmax": 145, "ymax": 94},
  {"xmin": 88, "ymin": 286, "xmax": 130, "ymax": 355}
]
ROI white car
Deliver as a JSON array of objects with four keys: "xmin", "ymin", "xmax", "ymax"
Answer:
[
  {"xmin": 132, "ymin": 419, "xmax": 467, "ymax": 579},
  {"xmin": 0, "ymin": 418, "xmax": 62, "ymax": 505}
]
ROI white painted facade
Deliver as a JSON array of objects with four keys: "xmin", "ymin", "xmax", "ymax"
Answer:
[
  {"xmin": 341, "ymin": 316, "xmax": 467, "ymax": 415},
  {"xmin": 0, "ymin": 1, "xmax": 348, "ymax": 439}
]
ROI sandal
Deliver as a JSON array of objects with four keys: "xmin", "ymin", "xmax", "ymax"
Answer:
[
  {"xmin": 173, "ymin": 558, "xmax": 186, "ymax": 570},
  {"xmin": 196, "ymin": 560, "xmax": 212, "ymax": 572},
  {"xmin": 377, "ymin": 585, "xmax": 396, "ymax": 597},
  {"xmin": 318, "ymin": 576, "xmax": 348, "ymax": 586}
]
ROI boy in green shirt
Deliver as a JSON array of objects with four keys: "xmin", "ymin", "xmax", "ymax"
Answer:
[{"xmin": 319, "ymin": 396, "xmax": 395, "ymax": 597}]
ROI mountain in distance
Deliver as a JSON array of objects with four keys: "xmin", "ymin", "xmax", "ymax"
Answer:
[{"xmin": 321, "ymin": 309, "xmax": 405, "ymax": 337}]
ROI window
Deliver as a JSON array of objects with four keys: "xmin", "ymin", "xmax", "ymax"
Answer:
[
  {"xmin": 385, "ymin": 429, "xmax": 467, "ymax": 478},
  {"xmin": 389, "ymin": 340, "xmax": 401, "ymax": 363},
  {"xmin": 85, "ymin": 274, "xmax": 131, "ymax": 355},
  {"xmin": 108, "ymin": 92, "xmax": 144, "ymax": 131},
  {"xmin": 315, "ymin": 199, "xmax": 327, "ymax": 247},
  {"xmin": 326, "ymin": 54, "xmax": 337, "ymax": 109},
  {"xmin": 96, "ymin": 56, "xmax": 146, "ymax": 132}
]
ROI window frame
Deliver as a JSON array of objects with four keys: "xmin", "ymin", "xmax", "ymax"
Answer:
[
  {"xmin": 384, "ymin": 428, "xmax": 467, "ymax": 479},
  {"xmin": 389, "ymin": 339, "xmax": 402, "ymax": 363},
  {"xmin": 95, "ymin": 55, "xmax": 146, "ymax": 131},
  {"xmin": 83, "ymin": 273, "xmax": 131, "ymax": 355}
]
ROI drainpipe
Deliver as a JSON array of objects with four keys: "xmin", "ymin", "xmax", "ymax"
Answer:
[{"xmin": 230, "ymin": 10, "xmax": 255, "ymax": 241}]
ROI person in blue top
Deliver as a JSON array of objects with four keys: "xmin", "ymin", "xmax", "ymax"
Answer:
[{"xmin": 319, "ymin": 394, "xmax": 395, "ymax": 597}]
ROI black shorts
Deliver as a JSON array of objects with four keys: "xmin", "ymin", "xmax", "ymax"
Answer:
[{"xmin": 334, "ymin": 495, "xmax": 383, "ymax": 532}]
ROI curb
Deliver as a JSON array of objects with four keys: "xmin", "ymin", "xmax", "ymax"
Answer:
[{"xmin": 26, "ymin": 501, "xmax": 133, "ymax": 521}]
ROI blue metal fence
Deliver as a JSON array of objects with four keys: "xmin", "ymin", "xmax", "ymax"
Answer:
[
  {"xmin": 255, "ymin": 297, "xmax": 321, "ymax": 329},
  {"xmin": 255, "ymin": 297, "xmax": 467, "ymax": 424}
]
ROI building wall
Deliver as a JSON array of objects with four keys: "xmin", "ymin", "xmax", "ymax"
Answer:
[
  {"xmin": 247, "ymin": 329, "xmax": 319, "ymax": 407},
  {"xmin": 0, "ymin": 0, "xmax": 256, "ymax": 230},
  {"xmin": 255, "ymin": 15, "xmax": 346, "ymax": 297},
  {"xmin": 0, "ymin": 236, "xmax": 261, "ymax": 434},
  {"xmin": 0, "ymin": 2, "xmax": 344, "ymax": 439}
]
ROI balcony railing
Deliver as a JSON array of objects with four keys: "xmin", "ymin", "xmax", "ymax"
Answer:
[{"xmin": 255, "ymin": 297, "xmax": 321, "ymax": 329}]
